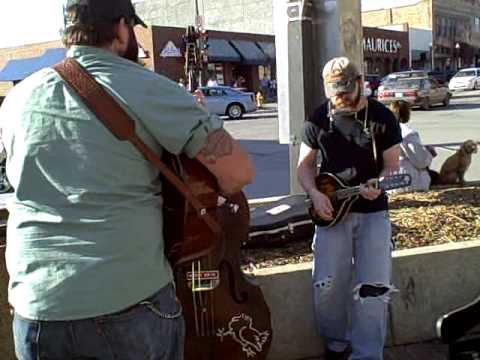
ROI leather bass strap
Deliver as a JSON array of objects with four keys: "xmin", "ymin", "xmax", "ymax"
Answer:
[{"xmin": 53, "ymin": 58, "xmax": 221, "ymax": 236}]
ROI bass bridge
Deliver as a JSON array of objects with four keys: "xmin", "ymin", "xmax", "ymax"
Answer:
[{"xmin": 187, "ymin": 269, "xmax": 220, "ymax": 292}]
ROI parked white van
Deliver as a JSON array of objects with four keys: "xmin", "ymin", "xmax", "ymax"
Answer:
[{"xmin": 448, "ymin": 68, "xmax": 480, "ymax": 91}]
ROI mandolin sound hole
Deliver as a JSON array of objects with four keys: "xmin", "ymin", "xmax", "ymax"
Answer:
[{"xmin": 318, "ymin": 181, "xmax": 336, "ymax": 196}]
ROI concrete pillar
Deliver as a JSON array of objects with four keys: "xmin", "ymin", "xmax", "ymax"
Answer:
[
  {"xmin": 311, "ymin": 0, "xmax": 364, "ymax": 108},
  {"xmin": 274, "ymin": 1, "xmax": 292, "ymax": 146},
  {"xmin": 275, "ymin": 0, "xmax": 364, "ymax": 194}
]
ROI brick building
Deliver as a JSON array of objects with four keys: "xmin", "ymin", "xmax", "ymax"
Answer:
[
  {"xmin": 135, "ymin": 0, "xmax": 410, "ymax": 76},
  {"xmin": 133, "ymin": 0, "xmax": 274, "ymax": 36},
  {"xmin": 363, "ymin": 26, "xmax": 410, "ymax": 75},
  {"xmin": 0, "ymin": 40, "xmax": 62, "ymax": 97},
  {"xmin": 362, "ymin": 0, "xmax": 480, "ymax": 70},
  {"xmin": 0, "ymin": 25, "xmax": 274, "ymax": 97},
  {"xmin": 152, "ymin": 26, "xmax": 274, "ymax": 91},
  {"xmin": 2, "ymin": 1, "xmax": 431, "ymax": 98},
  {"xmin": 133, "ymin": 0, "xmax": 276, "ymax": 90}
]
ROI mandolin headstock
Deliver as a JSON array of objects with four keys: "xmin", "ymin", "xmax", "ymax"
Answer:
[{"xmin": 378, "ymin": 173, "xmax": 412, "ymax": 191}]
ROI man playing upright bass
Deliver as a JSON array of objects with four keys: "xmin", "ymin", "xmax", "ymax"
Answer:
[{"xmin": 0, "ymin": 1, "xmax": 254, "ymax": 359}]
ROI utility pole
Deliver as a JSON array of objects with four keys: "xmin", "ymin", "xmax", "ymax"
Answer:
[
  {"xmin": 285, "ymin": 0, "xmax": 314, "ymax": 195},
  {"xmin": 194, "ymin": 0, "xmax": 200, "ymax": 19},
  {"xmin": 184, "ymin": 0, "xmax": 208, "ymax": 91},
  {"xmin": 276, "ymin": 0, "xmax": 364, "ymax": 194},
  {"xmin": 194, "ymin": 0, "xmax": 203, "ymax": 85}
]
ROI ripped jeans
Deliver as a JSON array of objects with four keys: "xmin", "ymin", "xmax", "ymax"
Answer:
[
  {"xmin": 312, "ymin": 211, "xmax": 394, "ymax": 360},
  {"xmin": 13, "ymin": 283, "xmax": 185, "ymax": 360}
]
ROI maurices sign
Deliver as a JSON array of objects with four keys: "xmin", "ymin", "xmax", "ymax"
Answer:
[{"xmin": 363, "ymin": 37, "xmax": 402, "ymax": 54}]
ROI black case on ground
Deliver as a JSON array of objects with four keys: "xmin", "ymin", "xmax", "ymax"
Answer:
[
  {"xmin": 437, "ymin": 293, "xmax": 480, "ymax": 359},
  {"xmin": 247, "ymin": 194, "xmax": 314, "ymax": 248}
]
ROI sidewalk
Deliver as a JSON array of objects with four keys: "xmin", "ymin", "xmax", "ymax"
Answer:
[
  {"xmin": 303, "ymin": 341, "xmax": 448, "ymax": 360},
  {"xmin": 384, "ymin": 341, "xmax": 448, "ymax": 360},
  {"xmin": 258, "ymin": 102, "xmax": 278, "ymax": 110},
  {"xmin": 221, "ymin": 103, "xmax": 278, "ymax": 121}
]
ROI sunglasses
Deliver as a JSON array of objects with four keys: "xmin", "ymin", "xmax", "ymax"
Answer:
[{"xmin": 326, "ymin": 79, "xmax": 358, "ymax": 95}]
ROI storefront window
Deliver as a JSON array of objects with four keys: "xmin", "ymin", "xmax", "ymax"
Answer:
[
  {"xmin": 258, "ymin": 65, "xmax": 272, "ymax": 80},
  {"xmin": 364, "ymin": 58, "xmax": 373, "ymax": 74},
  {"xmin": 207, "ymin": 63, "xmax": 225, "ymax": 85},
  {"xmin": 436, "ymin": 17, "xmax": 442, "ymax": 37}
]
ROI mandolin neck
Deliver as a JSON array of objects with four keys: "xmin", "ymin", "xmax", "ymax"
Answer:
[{"xmin": 336, "ymin": 186, "xmax": 362, "ymax": 200}]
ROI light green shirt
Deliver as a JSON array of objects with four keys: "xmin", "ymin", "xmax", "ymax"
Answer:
[{"xmin": 0, "ymin": 46, "xmax": 222, "ymax": 320}]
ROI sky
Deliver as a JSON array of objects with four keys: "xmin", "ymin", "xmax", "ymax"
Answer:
[
  {"xmin": 0, "ymin": 0, "xmax": 422, "ymax": 49},
  {"xmin": 0, "ymin": 0, "xmax": 65, "ymax": 48}
]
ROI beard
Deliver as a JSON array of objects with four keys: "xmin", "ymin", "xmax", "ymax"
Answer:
[
  {"xmin": 122, "ymin": 27, "xmax": 139, "ymax": 63},
  {"xmin": 332, "ymin": 84, "xmax": 365, "ymax": 115},
  {"xmin": 332, "ymin": 84, "xmax": 361, "ymax": 109}
]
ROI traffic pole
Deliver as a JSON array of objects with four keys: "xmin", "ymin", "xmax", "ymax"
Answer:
[{"xmin": 276, "ymin": 0, "xmax": 364, "ymax": 194}]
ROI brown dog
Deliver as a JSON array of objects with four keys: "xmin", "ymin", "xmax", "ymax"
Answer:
[{"xmin": 438, "ymin": 140, "xmax": 478, "ymax": 184}]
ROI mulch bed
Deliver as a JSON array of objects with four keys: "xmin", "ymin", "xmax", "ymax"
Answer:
[{"xmin": 241, "ymin": 185, "xmax": 480, "ymax": 270}]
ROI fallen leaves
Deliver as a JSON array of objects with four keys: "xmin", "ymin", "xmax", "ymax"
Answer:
[
  {"xmin": 241, "ymin": 185, "xmax": 480, "ymax": 270},
  {"xmin": 389, "ymin": 186, "xmax": 480, "ymax": 249}
]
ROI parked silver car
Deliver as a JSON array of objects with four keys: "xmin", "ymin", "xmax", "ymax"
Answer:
[
  {"xmin": 378, "ymin": 77, "xmax": 451, "ymax": 110},
  {"xmin": 448, "ymin": 68, "xmax": 480, "ymax": 91},
  {"xmin": 377, "ymin": 70, "xmax": 430, "ymax": 92},
  {"xmin": 198, "ymin": 86, "xmax": 257, "ymax": 119}
]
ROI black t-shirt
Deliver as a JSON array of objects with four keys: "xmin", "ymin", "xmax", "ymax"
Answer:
[{"xmin": 301, "ymin": 98, "xmax": 402, "ymax": 213}]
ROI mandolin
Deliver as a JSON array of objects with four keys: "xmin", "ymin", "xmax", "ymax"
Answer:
[{"xmin": 308, "ymin": 172, "xmax": 412, "ymax": 228}]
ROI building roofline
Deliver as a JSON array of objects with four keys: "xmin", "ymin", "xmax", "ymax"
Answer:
[{"xmin": 362, "ymin": 0, "xmax": 427, "ymax": 14}]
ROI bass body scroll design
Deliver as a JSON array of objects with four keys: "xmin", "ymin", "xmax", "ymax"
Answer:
[{"xmin": 163, "ymin": 154, "xmax": 272, "ymax": 359}]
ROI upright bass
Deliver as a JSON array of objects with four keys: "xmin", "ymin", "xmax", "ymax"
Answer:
[
  {"xmin": 163, "ymin": 154, "xmax": 272, "ymax": 359},
  {"xmin": 53, "ymin": 58, "xmax": 272, "ymax": 359}
]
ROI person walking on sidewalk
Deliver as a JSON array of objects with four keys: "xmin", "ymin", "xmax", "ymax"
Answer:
[
  {"xmin": 0, "ymin": 1, "xmax": 254, "ymax": 359},
  {"xmin": 297, "ymin": 57, "xmax": 402, "ymax": 360}
]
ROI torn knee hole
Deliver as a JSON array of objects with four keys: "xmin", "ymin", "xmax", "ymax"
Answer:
[
  {"xmin": 354, "ymin": 283, "xmax": 398, "ymax": 302},
  {"xmin": 359, "ymin": 284, "xmax": 389, "ymax": 298},
  {"xmin": 314, "ymin": 276, "xmax": 333, "ymax": 290}
]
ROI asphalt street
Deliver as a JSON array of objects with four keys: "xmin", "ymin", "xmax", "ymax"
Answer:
[{"xmin": 224, "ymin": 91, "xmax": 480, "ymax": 199}]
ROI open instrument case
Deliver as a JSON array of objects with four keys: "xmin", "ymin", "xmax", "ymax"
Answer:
[{"xmin": 247, "ymin": 194, "xmax": 314, "ymax": 248}]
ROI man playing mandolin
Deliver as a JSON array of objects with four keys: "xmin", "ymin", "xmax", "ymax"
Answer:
[
  {"xmin": 0, "ymin": 1, "xmax": 254, "ymax": 359},
  {"xmin": 297, "ymin": 57, "xmax": 402, "ymax": 360}
]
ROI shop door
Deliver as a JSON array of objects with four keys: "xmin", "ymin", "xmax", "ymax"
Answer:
[{"xmin": 232, "ymin": 65, "xmax": 253, "ymax": 91}]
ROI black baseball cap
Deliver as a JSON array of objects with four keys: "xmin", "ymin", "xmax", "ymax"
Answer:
[{"xmin": 65, "ymin": 0, "xmax": 147, "ymax": 28}]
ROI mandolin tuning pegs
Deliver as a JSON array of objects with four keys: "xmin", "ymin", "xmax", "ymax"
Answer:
[
  {"xmin": 229, "ymin": 203, "xmax": 240, "ymax": 213},
  {"xmin": 217, "ymin": 196, "xmax": 240, "ymax": 213},
  {"xmin": 217, "ymin": 196, "xmax": 227, "ymax": 207}
]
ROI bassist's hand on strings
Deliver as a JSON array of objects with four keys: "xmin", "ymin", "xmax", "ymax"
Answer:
[
  {"xmin": 359, "ymin": 179, "xmax": 382, "ymax": 201},
  {"xmin": 310, "ymin": 189, "xmax": 334, "ymax": 221}
]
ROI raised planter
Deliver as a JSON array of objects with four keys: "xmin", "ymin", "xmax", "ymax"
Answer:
[
  {"xmin": 1, "ymin": 234, "xmax": 479, "ymax": 360},
  {"xmin": 254, "ymin": 240, "xmax": 480, "ymax": 360}
]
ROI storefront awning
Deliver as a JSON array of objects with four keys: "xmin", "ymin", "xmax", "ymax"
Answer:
[
  {"xmin": 208, "ymin": 39, "xmax": 241, "ymax": 63},
  {"xmin": 229, "ymin": 40, "xmax": 269, "ymax": 65},
  {"xmin": 256, "ymin": 41, "xmax": 276, "ymax": 62},
  {"xmin": 0, "ymin": 48, "xmax": 66, "ymax": 82}
]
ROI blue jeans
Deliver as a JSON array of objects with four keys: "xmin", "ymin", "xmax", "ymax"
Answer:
[
  {"xmin": 312, "ymin": 211, "xmax": 395, "ymax": 360},
  {"xmin": 13, "ymin": 283, "xmax": 185, "ymax": 360}
]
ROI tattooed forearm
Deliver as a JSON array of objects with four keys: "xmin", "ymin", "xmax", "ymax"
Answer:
[{"xmin": 198, "ymin": 129, "xmax": 234, "ymax": 164}]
